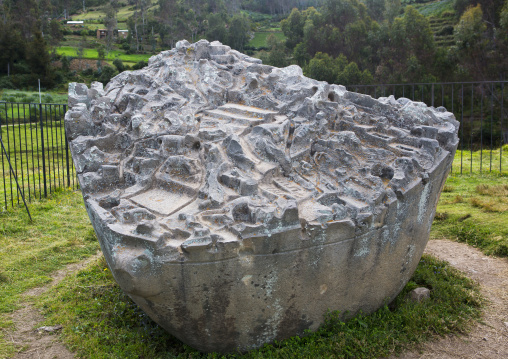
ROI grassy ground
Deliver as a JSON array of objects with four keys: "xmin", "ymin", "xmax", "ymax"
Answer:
[
  {"xmin": 0, "ymin": 90, "xmax": 67, "ymax": 104},
  {"xmin": 247, "ymin": 32, "xmax": 286, "ymax": 49},
  {"xmin": 0, "ymin": 190, "xmax": 100, "ymax": 358},
  {"xmin": 56, "ymin": 46, "xmax": 152, "ymax": 63},
  {"xmin": 32, "ymin": 254, "xmax": 481, "ymax": 359},
  {"xmin": 0, "ymin": 121, "xmax": 76, "ymax": 209},
  {"xmin": 70, "ymin": 0, "xmax": 158, "ymax": 23},
  {"xmin": 412, "ymin": 0, "xmax": 455, "ymax": 16},
  {"xmin": 413, "ymin": 0, "xmax": 455, "ymax": 17},
  {"xmin": 431, "ymin": 173, "xmax": 508, "ymax": 256},
  {"xmin": 78, "ymin": 21, "xmax": 129, "ymax": 30},
  {"xmin": 451, "ymin": 145, "xmax": 508, "ymax": 175}
]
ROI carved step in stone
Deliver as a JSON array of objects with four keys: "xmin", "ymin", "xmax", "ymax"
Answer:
[{"xmin": 65, "ymin": 39, "xmax": 459, "ymax": 354}]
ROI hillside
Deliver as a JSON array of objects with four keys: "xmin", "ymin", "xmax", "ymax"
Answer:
[{"xmin": 413, "ymin": 0, "xmax": 457, "ymax": 48}]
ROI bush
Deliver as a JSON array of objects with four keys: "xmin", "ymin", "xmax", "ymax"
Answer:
[
  {"xmin": 0, "ymin": 76, "xmax": 15, "ymax": 89},
  {"xmin": 82, "ymin": 68, "xmax": 93, "ymax": 76},
  {"xmin": 99, "ymin": 66, "xmax": 117, "ymax": 84},
  {"xmin": 113, "ymin": 58, "xmax": 125, "ymax": 72},
  {"xmin": 132, "ymin": 61, "xmax": 147, "ymax": 70}
]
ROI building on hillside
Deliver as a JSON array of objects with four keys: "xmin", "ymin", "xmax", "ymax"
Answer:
[
  {"xmin": 97, "ymin": 29, "xmax": 109, "ymax": 39},
  {"xmin": 66, "ymin": 20, "xmax": 84, "ymax": 27},
  {"xmin": 97, "ymin": 29, "xmax": 129, "ymax": 39}
]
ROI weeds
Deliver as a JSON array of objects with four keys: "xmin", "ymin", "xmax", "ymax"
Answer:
[
  {"xmin": 431, "ymin": 173, "xmax": 508, "ymax": 257},
  {"xmin": 475, "ymin": 184, "xmax": 508, "ymax": 196},
  {"xmin": 452, "ymin": 195, "xmax": 463, "ymax": 203}
]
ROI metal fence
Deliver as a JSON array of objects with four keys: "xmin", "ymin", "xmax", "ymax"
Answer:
[
  {"xmin": 0, "ymin": 102, "xmax": 78, "ymax": 210},
  {"xmin": 348, "ymin": 81, "xmax": 508, "ymax": 175},
  {"xmin": 1, "ymin": 81, "xmax": 507, "ymax": 209}
]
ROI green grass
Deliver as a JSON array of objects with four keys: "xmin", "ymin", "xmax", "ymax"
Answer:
[
  {"xmin": 247, "ymin": 32, "xmax": 286, "ymax": 49},
  {"xmin": 451, "ymin": 145, "xmax": 508, "ymax": 175},
  {"xmin": 0, "ymin": 90, "xmax": 67, "ymax": 104},
  {"xmin": 0, "ymin": 121, "xmax": 75, "ymax": 208},
  {"xmin": 431, "ymin": 173, "xmax": 508, "ymax": 257},
  {"xmin": 70, "ymin": 1, "xmax": 158, "ymax": 23},
  {"xmin": 0, "ymin": 190, "xmax": 100, "ymax": 358},
  {"xmin": 35, "ymin": 254, "xmax": 481, "ymax": 359},
  {"xmin": 428, "ymin": 145, "xmax": 508, "ymax": 257},
  {"xmin": 414, "ymin": 0, "xmax": 455, "ymax": 17},
  {"xmin": 56, "ymin": 46, "xmax": 152, "ymax": 63}
]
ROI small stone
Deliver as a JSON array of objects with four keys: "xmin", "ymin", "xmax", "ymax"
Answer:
[
  {"xmin": 504, "ymin": 322, "xmax": 508, "ymax": 328},
  {"xmin": 36, "ymin": 325, "xmax": 63, "ymax": 333},
  {"xmin": 409, "ymin": 287, "xmax": 431, "ymax": 302}
]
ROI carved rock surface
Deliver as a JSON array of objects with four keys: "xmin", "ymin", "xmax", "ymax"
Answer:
[{"xmin": 65, "ymin": 39, "xmax": 459, "ymax": 353}]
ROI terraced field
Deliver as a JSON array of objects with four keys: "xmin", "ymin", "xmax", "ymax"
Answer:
[
  {"xmin": 428, "ymin": 12, "xmax": 456, "ymax": 47},
  {"xmin": 412, "ymin": 0, "xmax": 457, "ymax": 48}
]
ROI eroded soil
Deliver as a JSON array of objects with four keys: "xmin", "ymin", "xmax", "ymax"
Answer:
[{"xmin": 7, "ymin": 254, "xmax": 101, "ymax": 359}]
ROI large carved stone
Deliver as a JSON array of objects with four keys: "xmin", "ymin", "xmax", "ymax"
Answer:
[{"xmin": 65, "ymin": 40, "xmax": 459, "ymax": 353}]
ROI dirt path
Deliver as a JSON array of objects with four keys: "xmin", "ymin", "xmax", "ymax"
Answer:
[
  {"xmin": 6, "ymin": 240, "xmax": 508, "ymax": 358},
  {"xmin": 396, "ymin": 239, "xmax": 508, "ymax": 359},
  {"xmin": 7, "ymin": 253, "xmax": 101, "ymax": 359}
]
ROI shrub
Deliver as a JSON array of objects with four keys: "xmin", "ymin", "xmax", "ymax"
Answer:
[
  {"xmin": 99, "ymin": 66, "xmax": 117, "ymax": 84},
  {"xmin": 132, "ymin": 60, "xmax": 147, "ymax": 70},
  {"xmin": 113, "ymin": 58, "xmax": 125, "ymax": 72}
]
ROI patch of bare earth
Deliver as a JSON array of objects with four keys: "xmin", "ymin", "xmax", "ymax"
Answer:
[
  {"xmin": 394, "ymin": 239, "xmax": 508, "ymax": 359},
  {"xmin": 8, "ymin": 253, "xmax": 101, "ymax": 359}
]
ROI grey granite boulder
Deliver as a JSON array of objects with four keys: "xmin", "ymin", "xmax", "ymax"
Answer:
[{"xmin": 65, "ymin": 39, "xmax": 459, "ymax": 353}]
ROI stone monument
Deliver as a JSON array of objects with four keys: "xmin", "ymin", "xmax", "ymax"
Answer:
[{"xmin": 65, "ymin": 39, "xmax": 459, "ymax": 353}]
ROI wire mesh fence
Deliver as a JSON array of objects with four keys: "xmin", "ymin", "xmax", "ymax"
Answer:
[
  {"xmin": 348, "ymin": 81, "xmax": 508, "ymax": 175},
  {"xmin": 0, "ymin": 102, "xmax": 78, "ymax": 211}
]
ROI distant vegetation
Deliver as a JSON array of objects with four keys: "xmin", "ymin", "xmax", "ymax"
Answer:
[{"xmin": 0, "ymin": 0, "xmax": 507, "ymax": 91}]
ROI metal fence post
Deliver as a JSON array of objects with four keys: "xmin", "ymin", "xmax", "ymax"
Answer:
[
  {"xmin": 39, "ymin": 103, "xmax": 47, "ymax": 198},
  {"xmin": 0, "ymin": 107, "xmax": 6, "ymax": 210},
  {"xmin": 431, "ymin": 83, "xmax": 435, "ymax": 107},
  {"xmin": 64, "ymin": 105, "xmax": 71, "ymax": 188}
]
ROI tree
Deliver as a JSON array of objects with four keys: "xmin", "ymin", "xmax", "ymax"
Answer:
[
  {"xmin": 49, "ymin": 20, "xmax": 63, "ymax": 47},
  {"xmin": 364, "ymin": 0, "xmax": 385, "ymax": 21},
  {"xmin": 113, "ymin": 58, "xmax": 125, "ymax": 72},
  {"xmin": 384, "ymin": 0, "xmax": 401, "ymax": 23},
  {"xmin": 281, "ymin": 8, "xmax": 305, "ymax": 49},
  {"xmin": 337, "ymin": 61, "xmax": 362, "ymax": 85},
  {"xmin": 502, "ymin": 0, "xmax": 508, "ymax": 30},
  {"xmin": 26, "ymin": 31, "xmax": 53, "ymax": 87},
  {"xmin": 103, "ymin": 3, "xmax": 118, "ymax": 53},
  {"xmin": 97, "ymin": 45, "xmax": 106, "ymax": 68},
  {"xmin": 99, "ymin": 65, "xmax": 117, "ymax": 84},
  {"xmin": 226, "ymin": 14, "xmax": 250, "ymax": 51},
  {"xmin": 305, "ymin": 52, "xmax": 337, "ymax": 83},
  {"xmin": 259, "ymin": 33, "xmax": 289, "ymax": 67},
  {"xmin": 455, "ymin": 4, "xmax": 487, "ymax": 49},
  {"xmin": 205, "ymin": 13, "xmax": 227, "ymax": 43},
  {"xmin": 10, "ymin": 0, "xmax": 39, "ymax": 39},
  {"xmin": 0, "ymin": 21, "xmax": 25, "ymax": 75},
  {"xmin": 454, "ymin": 4, "xmax": 489, "ymax": 79},
  {"xmin": 293, "ymin": 42, "xmax": 310, "ymax": 67},
  {"xmin": 402, "ymin": 6, "xmax": 435, "ymax": 64},
  {"xmin": 76, "ymin": 32, "xmax": 87, "ymax": 70},
  {"xmin": 157, "ymin": 0, "xmax": 179, "ymax": 47}
]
